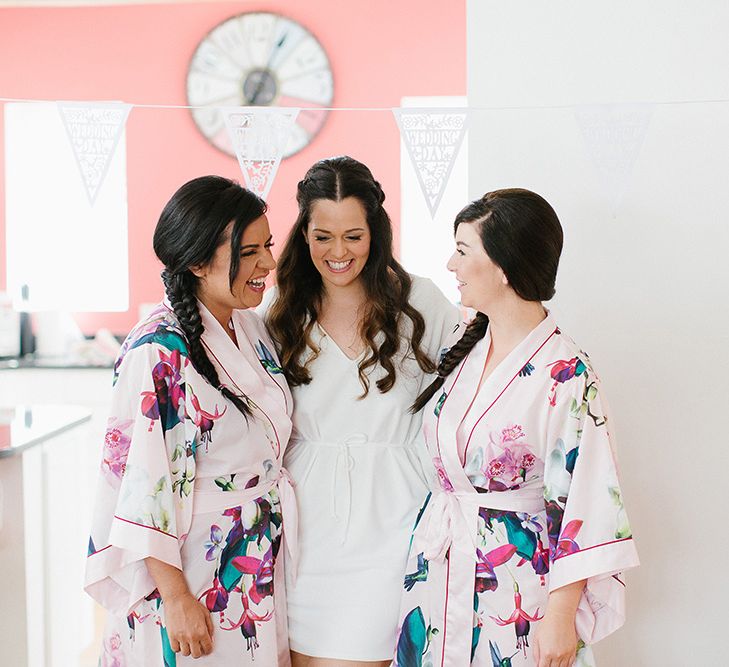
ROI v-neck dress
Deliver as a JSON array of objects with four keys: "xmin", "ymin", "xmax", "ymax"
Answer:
[
  {"xmin": 394, "ymin": 313, "xmax": 639, "ymax": 667},
  {"xmin": 260, "ymin": 275, "xmax": 459, "ymax": 660},
  {"xmin": 85, "ymin": 301, "xmax": 295, "ymax": 666}
]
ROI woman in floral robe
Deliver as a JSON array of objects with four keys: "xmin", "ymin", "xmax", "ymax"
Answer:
[
  {"xmin": 85, "ymin": 176, "xmax": 295, "ymax": 666},
  {"xmin": 395, "ymin": 189, "xmax": 639, "ymax": 667}
]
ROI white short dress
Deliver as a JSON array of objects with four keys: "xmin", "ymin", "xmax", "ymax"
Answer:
[{"xmin": 260, "ymin": 276, "xmax": 458, "ymax": 660}]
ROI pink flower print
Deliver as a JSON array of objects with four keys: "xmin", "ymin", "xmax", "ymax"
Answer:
[
  {"xmin": 189, "ymin": 387, "xmax": 226, "ymax": 448},
  {"xmin": 547, "ymin": 357, "xmax": 587, "ymax": 406},
  {"xmin": 486, "ymin": 449, "xmax": 521, "ymax": 484},
  {"xmin": 552, "ymin": 519, "xmax": 583, "ymax": 560},
  {"xmin": 232, "ymin": 544, "xmax": 275, "ymax": 604},
  {"xmin": 140, "ymin": 390, "xmax": 160, "ymax": 430},
  {"xmin": 221, "ymin": 588, "xmax": 273, "ymax": 656},
  {"xmin": 101, "ymin": 418, "xmax": 133, "ymax": 488},
  {"xmin": 200, "ymin": 575, "xmax": 229, "ymax": 612},
  {"xmin": 488, "ymin": 432, "xmax": 543, "ymax": 486},
  {"xmin": 530, "ymin": 540, "xmax": 550, "ymax": 583},
  {"xmin": 491, "ymin": 583, "xmax": 544, "ymax": 655},
  {"xmin": 100, "ymin": 632, "xmax": 124, "ymax": 667},
  {"xmin": 501, "ymin": 424, "xmax": 525, "ymax": 443},
  {"xmin": 475, "ymin": 543, "xmax": 517, "ymax": 593},
  {"xmin": 487, "ymin": 459, "xmax": 506, "ymax": 479},
  {"xmin": 433, "ymin": 457, "xmax": 454, "ymax": 492},
  {"xmin": 521, "ymin": 453, "xmax": 536, "ymax": 470},
  {"xmin": 140, "ymin": 348, "xmax": 188, "ymax": 432}
]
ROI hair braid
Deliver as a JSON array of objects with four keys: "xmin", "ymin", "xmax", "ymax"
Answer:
[
  {"xmin": 162, "ymin": 269, "xmax": 251, "ymax": 419},
  {"xmin": 410, "ymin": 312, "xmax": 490, "ymax": 413}
]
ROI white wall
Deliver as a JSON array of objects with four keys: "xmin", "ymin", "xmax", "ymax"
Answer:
[
  {"xmin": 467, "ymin": 2, "xmax": 729, "ymax": 665},
  {"xmin": 400, "ymin": 95, "xmax": 467, "ymax": 304}
]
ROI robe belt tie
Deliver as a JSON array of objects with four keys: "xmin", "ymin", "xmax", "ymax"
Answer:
[
  {"xmin": 411, "ymin": 488, "xmax": 545, "ymax": 667},
  {"xmin": 290, "ymin": 434, "xmax": 406, "ymax": 544},
  {"xmin": 191, "ymin": 467, "xmax": 299, "ymax": 581},
  {"xmin": 413, "ymin": 487, "xmax": 545, "ymax": 563}
]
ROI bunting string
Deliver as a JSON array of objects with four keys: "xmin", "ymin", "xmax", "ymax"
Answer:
[
  {"xmin": 2, "ymin": 96, "xmax": 729, "ymax": 110},
  {"xmin": 1, "ymin": 94, "xmax": 723, "ymax": 215}
]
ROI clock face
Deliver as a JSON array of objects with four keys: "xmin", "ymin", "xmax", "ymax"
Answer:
[{"xmin": 186, "ymin": 12, "xmax": 334, "ymax": 159}]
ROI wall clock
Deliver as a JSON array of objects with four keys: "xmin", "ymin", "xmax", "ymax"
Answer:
[{"xmin": 186, "ymin": 12, "xmax": 334, "ymax": 159}]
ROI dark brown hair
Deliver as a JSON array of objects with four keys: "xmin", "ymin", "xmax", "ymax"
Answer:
[
  {"xmin": 266, "ymin": 156, "xmax": 434, "ymax": 396},
  {"xmin": 411, "ymin": 188, "xmax": 563, "ymax": 412},
  {"xmin": 153, "ymin": 175, "xmax": 267, "ymax": 418}
]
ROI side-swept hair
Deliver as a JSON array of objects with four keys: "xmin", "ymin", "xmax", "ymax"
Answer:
[{"xmin": 412, "ymin": 188, "xmax": 563, "ymax": 412}]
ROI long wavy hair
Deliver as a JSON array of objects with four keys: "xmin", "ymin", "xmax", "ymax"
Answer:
[
  {"xmin": 153, "ymin": 175, "xmax": 267, "ymax": 418},
  {"xmin": 266, "ymin": 156, "xmax": 434, "ymax": 396},
  {"xmin": 411, "ymin": 188, "xmax": 563, "ymax": 412}
]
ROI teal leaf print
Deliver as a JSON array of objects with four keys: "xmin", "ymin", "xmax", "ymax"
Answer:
[
  {"xmin": 434, "ymin": 391, "xmax": 447, "ymax": 417},
  {"xmin": 397, "ymin": 606, "xmax": 437, "ymax": 667},
  {"xmin": 160, "ymin": 625, "xmax": 177, "ymax": 667}
]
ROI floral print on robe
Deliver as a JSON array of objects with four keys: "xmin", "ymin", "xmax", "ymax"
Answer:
[
  {"xmin": 394, "ymin": 313, "xmax": 639, "ymax": 667},
  {"xmin": 86, "ymin": 302, "xmax": 294, "ymax": 666}
]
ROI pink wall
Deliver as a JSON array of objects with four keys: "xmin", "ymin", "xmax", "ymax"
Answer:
[{"xmin": 0, "ymin": 1, "xmax": 465, "ymax": 335}]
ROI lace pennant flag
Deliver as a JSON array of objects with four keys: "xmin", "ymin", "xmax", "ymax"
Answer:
[
  {"xmin": 57, "ymin": 101, "xmax": 131, "ymax": 206},
  {"xmin": 393, "ymin": 108, "xmax": 468, "ymax": 218},
  {"xmin": 575, "ymin": 104, "xmax": 653, "ymax": 214},
  {"xmin": 222, "ymin": 107, "xmax": 300, "ymax": 200}
]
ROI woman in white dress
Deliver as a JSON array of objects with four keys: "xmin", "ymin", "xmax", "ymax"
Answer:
[{"xmin": 261, "ymin": 156, "xmax": 459, "ymax": 666}]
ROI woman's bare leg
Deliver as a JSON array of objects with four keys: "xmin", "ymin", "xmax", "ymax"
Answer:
[{"xmin": 291, "ymin": 651, "xmax": 391, "ymax": 667}]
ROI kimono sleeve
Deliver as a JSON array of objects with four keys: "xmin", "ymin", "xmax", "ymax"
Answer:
[
  {"xmin": 543, "ymin": 369, "xmax": 640, "ymax": 644},
  {"xmin": 84, "ymin": 339, "xmax": 196, "ymax": 618}
]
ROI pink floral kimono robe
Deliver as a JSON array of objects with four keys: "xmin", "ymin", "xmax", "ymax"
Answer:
[
  {"xmin": 395, "ymin": 313, "xmax": 639, "ymax": 667},
  {"xmin": 85, "ymin": 301, "xmax": 295, "ymax": 666}
]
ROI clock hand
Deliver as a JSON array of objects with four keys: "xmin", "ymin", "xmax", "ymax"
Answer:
[{"xmin": 249, "ymin": 32, "xmax": 288, "ymax": 105}]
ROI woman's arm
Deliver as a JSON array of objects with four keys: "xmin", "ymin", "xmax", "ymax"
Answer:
[
  {"xmin": 533, "ymin": 579, "xmax": 586, "ymax": 667},
  {"xmin": 145, "ymin": 557, "xmax": 214, "ymax": 659}
]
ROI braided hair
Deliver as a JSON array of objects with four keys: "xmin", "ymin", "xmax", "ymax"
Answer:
[
  {"xmin": 153, "ymin": 176, "xmax": 268, "ymax": 418},
  {"xmin": 411, "ymin": 188, "xmax": 563, "ymax": 413},
  {"xmin": 411, "ymin": 313, "xmax": 489, "ymax": 413}
]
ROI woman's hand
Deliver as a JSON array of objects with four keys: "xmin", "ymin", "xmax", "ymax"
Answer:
[
  {"xmin": 533, "ymin": 607, "xmax": 578, "ymax": 667},
  {"xmin": 533, "ymin": 579, "xmax": 585, "ymax": 667},
  {"xmin": 145, "ymin": 557, "xmax": 214, "ymax": 658},
  {"xmin": 163, "ymin": 591, "xmax": 214, "ymax": 658}
]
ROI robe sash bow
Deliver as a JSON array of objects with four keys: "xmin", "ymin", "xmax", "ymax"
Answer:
[{"xmin": 412, "ymin": 487, "xmax": 544, "ymax": 667}]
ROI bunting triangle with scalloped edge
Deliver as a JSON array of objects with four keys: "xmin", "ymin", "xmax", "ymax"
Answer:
[
  {"xmin": 575, "ymin": 103, "xmax": 653, "ymax": 215},
  {"xmin": 222, "ymin": 107, "xmax": 300, "ymax": 200},
  {"xmin": 57, "ymin": 101, "xmax": 131, "ymax": 206},
  {"xmin": 393, "ymin": 108, "xmax": 468, "ymax": 218}
]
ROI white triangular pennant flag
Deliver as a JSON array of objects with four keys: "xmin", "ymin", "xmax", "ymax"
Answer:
[
  {"xmin": 575, "ymin": 103, "xmax": 653, "ymax": 215},
  {"xmin": 393, "ymin": 108, "xmax": 468, "ymax": 218},
  {"xmin": 222, "ymin": 107, "xmax": 300, "ymax": 200},
  {"xmin": 57, "ymin": 101, "xmax": 131, "ymax": 206}
]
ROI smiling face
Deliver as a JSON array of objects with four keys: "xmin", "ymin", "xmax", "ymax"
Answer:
[
  {"xmin": 193, "ymin": 214, "xmax": 276, "ymax": 325},
  {"xmin": 447, "ymin": 221, "xmax": 508, "ymax": 312},
  {"xmin": 304, "ymin": 197, "xmax": 371, "ymax": 292}
]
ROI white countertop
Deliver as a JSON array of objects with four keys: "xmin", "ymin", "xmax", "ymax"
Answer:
[{"xmin": 0, "ymin": 405, "xmax": 92, "ymax": 458}]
